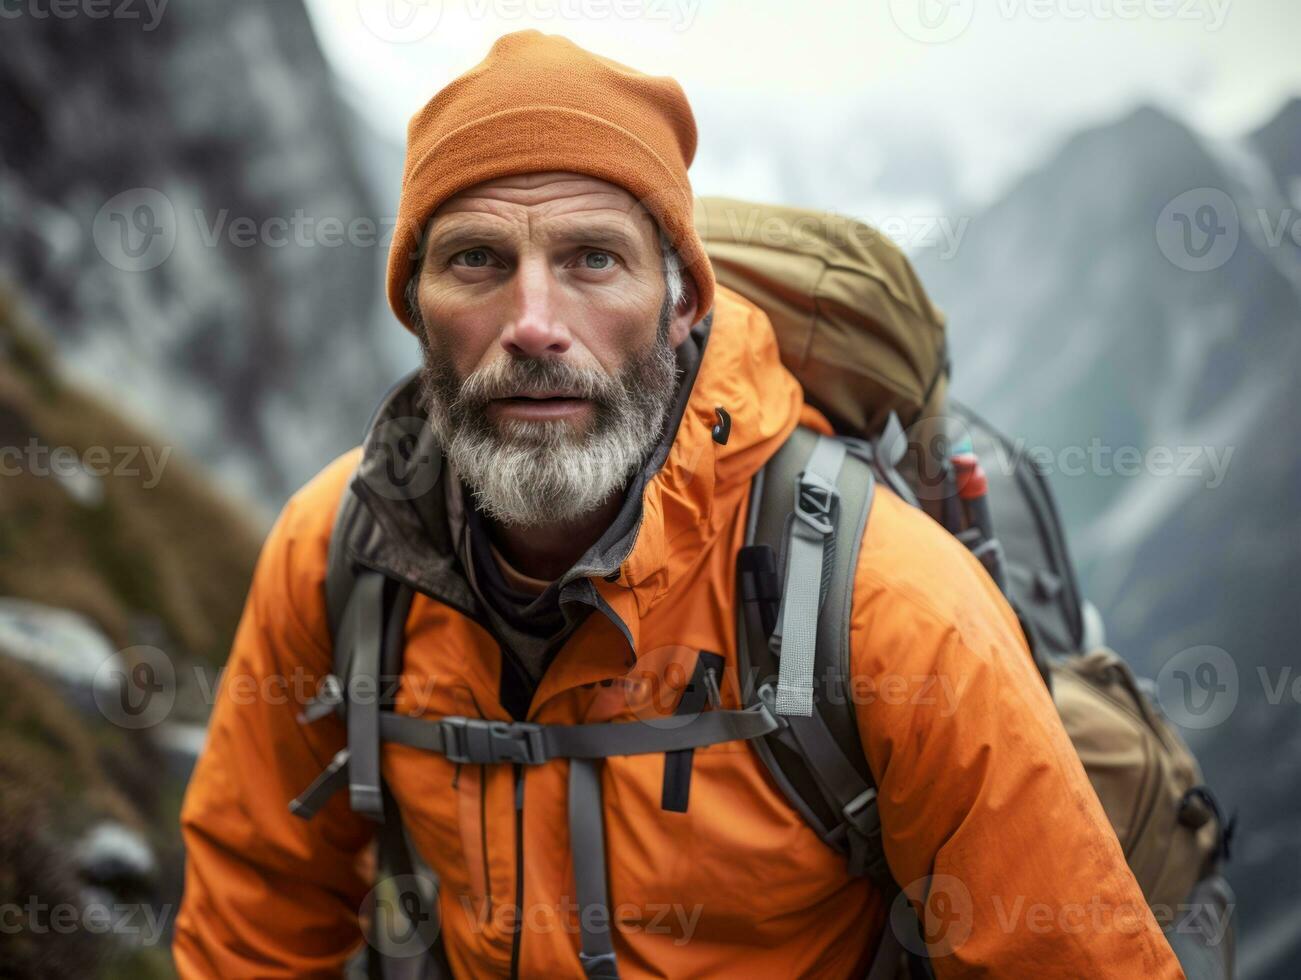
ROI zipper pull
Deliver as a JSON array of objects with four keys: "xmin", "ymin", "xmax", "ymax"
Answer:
[
  {"xmin": 703, "ymin": 667, "xmax": 722, "ymax": 709},
  {"xmin": 297, "ymin": 673, "xmax": 344, "ymax": 724}
]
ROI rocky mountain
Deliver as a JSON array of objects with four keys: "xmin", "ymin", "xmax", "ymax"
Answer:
[
  {"xmin": 915, "ymin": 100, "xmax": 1301, "ymax": 980},
  {"xmin": 0, "ymin": 0, "xmax": 415, "ymax": 513}
]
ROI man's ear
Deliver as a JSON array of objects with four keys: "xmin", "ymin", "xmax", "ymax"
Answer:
[{"xmin": 667, "ymin": 273, "xmax": 699, "ymax": 348}]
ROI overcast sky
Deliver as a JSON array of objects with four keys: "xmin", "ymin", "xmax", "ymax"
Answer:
[{"xmin": 304, "ymin": 0, "xmax": 1301, "ymax": 211}]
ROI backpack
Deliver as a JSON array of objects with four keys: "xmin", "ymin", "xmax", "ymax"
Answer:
[{"xmin": 289, "ymin": 197, "xmax": 1234, "ymax": 980}]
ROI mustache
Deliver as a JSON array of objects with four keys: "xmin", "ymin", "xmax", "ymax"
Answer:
[{"xmin": 450, "ymin": 355, "xmax": 623, "ymax": 415}]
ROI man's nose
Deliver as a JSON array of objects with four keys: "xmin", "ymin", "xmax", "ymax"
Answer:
[{"xmin": 498, "ymin": 257, "xmax": 572, "ymax": 358}]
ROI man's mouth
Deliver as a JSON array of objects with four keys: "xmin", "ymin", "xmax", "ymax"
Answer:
[{"xmin": 487, "ymin": 391, "xmax": 594, "ymax": 421}]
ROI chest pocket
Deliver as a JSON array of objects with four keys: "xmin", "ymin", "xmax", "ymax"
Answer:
[
  {"xmin": 601, "ymin": 732, "xmax": 852, "ymax": 942},
  {"xmin": 596, "ymin": 649, "xmax": 852, "ymax": 940}
]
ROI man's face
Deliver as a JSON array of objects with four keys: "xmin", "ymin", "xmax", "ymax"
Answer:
[{"xmin": 410, "ymin": 171, "xmax": 699, "ymax": 528}]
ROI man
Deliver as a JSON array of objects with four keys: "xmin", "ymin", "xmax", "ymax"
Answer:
[{"xmin": 174, "ymin": 30, "xmax": 1183, "ymax": 978}]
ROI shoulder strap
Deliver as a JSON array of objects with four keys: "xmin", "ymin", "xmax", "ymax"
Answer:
[
  {"xmin": 303, "ymin": 476, "xmax": 439, "ymax": 976},
  {"xmin": 768, "ymin": 435, "xmax": 847, "ymax": 716},
  {"xmin": 738, "ymin": 426, "xmax": 937, "ymax": 978},
  {"xmin": 297, "ymin": 469, "xmax": 399, "ymax": 724},
  {"xmin": 325, "ymin": 473, "xmax": 365, "ymax": 648},
  {"xmin": 298, "ymin": 474, "xmax": 415, "ymax": 821},
  {"xmin": 736, "ymin": 426, "xmax": 895, "ymax": 888}
]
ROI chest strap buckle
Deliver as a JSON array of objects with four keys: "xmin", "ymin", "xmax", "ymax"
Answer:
[{"xmin": 440, "ymin": 717, "xmax": 548, "ymax": 765}]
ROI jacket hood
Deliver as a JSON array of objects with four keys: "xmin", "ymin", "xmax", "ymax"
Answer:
[{"xmin": 345, "ymin": 284, "xmax": 806, "ymax": 631}]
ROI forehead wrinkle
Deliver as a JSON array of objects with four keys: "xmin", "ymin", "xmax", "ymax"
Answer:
[
  {"xmin": 426, "ymin": 211, "xmax": 652, "ymax": 257},
  {"xmin": 538, "ymin": 219, "xmax": 643, "ymax": 253},
  {"xmin": 425, "ymin": 214, "xmax": 517, "ymax": 254},
  {"xmin": 537, "ymin": 200, "xmax": 657, "ymax": 247}
]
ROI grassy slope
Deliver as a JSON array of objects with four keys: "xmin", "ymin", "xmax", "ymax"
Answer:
[
  {"xmin": 0, "ymin": 288, "xmax": 263, "ymax": 668},
  {"xmin": 0, "ymin": 288, "xmax": 266, "ymax": 978}
]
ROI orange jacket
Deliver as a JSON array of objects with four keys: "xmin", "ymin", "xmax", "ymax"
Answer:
[{"xmin": 174, "ymin": 285, "xmax": 1183, "ymax": 978}]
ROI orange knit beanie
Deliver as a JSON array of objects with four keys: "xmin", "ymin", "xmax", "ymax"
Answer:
[{"xmin": 385, "ymin": 30, "xmax": 715, "ymax": 332}]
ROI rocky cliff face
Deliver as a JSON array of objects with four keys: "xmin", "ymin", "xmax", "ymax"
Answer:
[
  {"xmin": 916, "ymin": 100, "xmax": 1301, "ymax": 980},
  {"xmin": 0, "ymin": 0, "xmax": 415, "ymax": 512},
  {"xmin": 0, "ymin": 5, "xmax": 406, "ymax": 974}
]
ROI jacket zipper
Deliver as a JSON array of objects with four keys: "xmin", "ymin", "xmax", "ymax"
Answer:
[{"xmin": 510, "ymin": 762, "xmax": 524, "ymax": 979}]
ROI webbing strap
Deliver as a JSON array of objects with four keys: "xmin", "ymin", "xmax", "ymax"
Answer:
[
  {"xmin": 661, "ymin": 652, "xmax": 724, "ymax": 812},
  {"xmin": 348, "ymin": 571, "xmax": 386, "ymax": 820},
  {"xmin": 378, "ymin": 701, "xmax": 777, "ymax": 764},
  {"xmin": 289, "ymin": 748, "xmax": 350, "ymax": 820},
  {"xmin": 371, "ymin": 784, "xmax": 449, "ymax": 980},
  {"xmin": 292, "ymin": 703, "xmax": 777, "ymax": 821},
  {"xmin": 784, "ymin": 705, "xmax": 888, "ymax": 884},
  {"xmin": 773, "ymin": 436, "xmax": 846, "ymax": 716},
  {"xmin": 866, "ymin": 911, "xmax": 905, "ymax": 980},
  {"xmin": 569, "ymin": 759, "xmax": 620, "ymax": 979}
]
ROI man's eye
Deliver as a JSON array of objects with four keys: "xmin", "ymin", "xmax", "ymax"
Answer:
[
  {"xmin": 455, "ymin": 248, "xmax": 493, "ymax": 268},
  {"xmin": 582, "ymin": 250, "xmax": 615, "ymax": 270}
]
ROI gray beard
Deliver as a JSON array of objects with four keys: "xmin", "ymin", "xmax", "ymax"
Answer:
[{"xmin": 416, "ymin": 299, "xmax": 679, "ymax": 528}]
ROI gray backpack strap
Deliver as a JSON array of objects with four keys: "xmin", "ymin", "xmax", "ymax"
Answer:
[
  {"xmin": 295, "ymin": 477, "xmax": 440, "ymax": 978},
  {"xmin": 736, "ymin": 427, "xmax": 892, "ymax": 886},
  {"xmin": 738, "ymin": 427, "xmax": 941, "ymax": 978},
  {"xmin": 346, "ymin": 570, "xmax": 387, "ymax": 820},
  {"xmin": 865, "ymin": 916, "xmax": 906, "ymax": 980},
  {"xmin": 372, "ymin": 696, "xmax": 777, "ymax": 980},
  {"xmin": 293, "ymin": 472, "xmax": 414, "ymax": 822},
  {"xmin": 569, "ymin": 758, "xmax": 620, "ymax": 979},
  {"xmin": 367, "ymin": 784, "xmax": 451, "ymax": 979},
  {"xmin": 326, "ymin": 473, "xmax": 366, "ymax": 648},
  {"xmin": 770, "ymin": 435, "xmax": 847, "ymax": 716},
  {"xmin": 377, "ymin": 701, "xmax": 778, "ymax": 761},
  {"xmin": 294, "ymin": 474, "xmax": 369, "ymax": 729}
]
